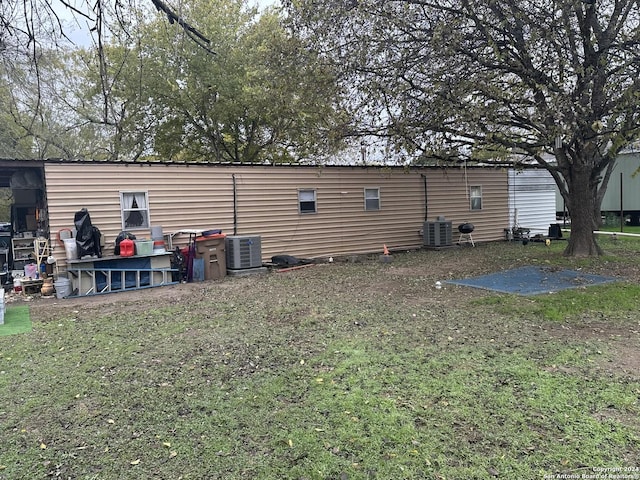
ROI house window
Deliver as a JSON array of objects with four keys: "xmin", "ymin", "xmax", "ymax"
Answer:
[
  {"xmin": 120, "ymin": 191, "xmax": 150, "ymax": 229},
  {"xmin": 470, "ymin": 186, "xmax": 482, "ymax": 210},
  {"xmin": 298, "ymin": 189, "xmax": 317, "ymax": 214},
  {"xmin": 364, "ymin": 188, "xmax": 380, "ymax": 211}
]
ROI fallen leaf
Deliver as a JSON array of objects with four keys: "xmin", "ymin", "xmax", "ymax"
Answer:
[
  {"xmin": 288, "ymin": 439, "xmax": 293, "ymax": 447},
  {"xmin": 163, "ymin": 442, "xmax": 171, "ymax": 447},
  {"xmin": 169, "ymin": 451, "xmax": 178, "ymax": 458},
  {"xmin": 130, "ymin": 459, "xmax": 141, "ymax": 465},
  {"xmin": 40, "ymin": 443, "xmax": 47, "ymax": 449}
]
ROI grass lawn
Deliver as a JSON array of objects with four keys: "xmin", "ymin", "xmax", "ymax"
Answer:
[{"xmin": 1, "ymin": 236, "xmax": 639, "ymax": 479}]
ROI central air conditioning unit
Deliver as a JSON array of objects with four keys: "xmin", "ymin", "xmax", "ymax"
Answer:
[
  {"xmin": 225, "ymin": 235, "xmax": 262, "ymax": 270},
  {"xmin": 423, "ymin": 219, "xmax": 452, "ymax": 247}
]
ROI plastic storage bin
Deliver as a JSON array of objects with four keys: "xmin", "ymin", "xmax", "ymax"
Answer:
[{"xmin": 135, "ymin": 240, "xmax": 153, "ymax": 256}]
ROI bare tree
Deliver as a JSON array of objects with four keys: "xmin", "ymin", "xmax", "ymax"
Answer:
[
  {"xmin": 286, "ymin": 0, "xmax": 640, "ymax": 256},
  {"xmin": 1, "ymin": 1, "xmax": 209, "ymax": 115}
]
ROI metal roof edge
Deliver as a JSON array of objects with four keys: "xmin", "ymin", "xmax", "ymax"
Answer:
[
  {"xmin": 0, "ymin": 159, "xmax": 46, "ymax": 167},
  {"xmin": 22, "ymin": 158, "xmax": 517, "ymax": 170}
]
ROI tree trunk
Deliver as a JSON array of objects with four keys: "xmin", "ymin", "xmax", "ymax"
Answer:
[{"xmin": 564, "ymin": 168, "xmax": 603, "ymax": 257}]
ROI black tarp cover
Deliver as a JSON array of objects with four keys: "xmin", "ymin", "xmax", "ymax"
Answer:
[{"xmin": 74, "ymin": 208, "xmax": 102, "ymax": 258}]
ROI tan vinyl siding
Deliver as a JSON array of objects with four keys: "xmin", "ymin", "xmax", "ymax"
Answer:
[
  {"xmin": 45, "ymin": 163, "xmax": 235, "ymax": 266},
  {"xmin": 43, "ymin": 162, "xmax": 508, "ymax": 268},
  {"xmin": 426, "ymin": 167, "xmax": 509, "ymax": 242},
  {"xmin": 204, "ymin": 166, "xmax": 425, "ymax": 259}
]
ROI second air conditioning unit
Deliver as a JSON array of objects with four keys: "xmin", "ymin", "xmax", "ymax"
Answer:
[{"xmin": 423, "ymin": 220, "xmax": 452, "ymax": 247}]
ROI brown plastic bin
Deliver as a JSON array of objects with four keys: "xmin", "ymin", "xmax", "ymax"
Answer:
[{"xmin": 195, "ymin": 234, "xmax": 227, "ymax": 280}]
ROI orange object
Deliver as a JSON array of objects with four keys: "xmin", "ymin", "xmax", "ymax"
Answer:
[
  {"xmin": 383, "ymin": 244, "xmax": 390, "ymax": 256},
  {"xmin": 119, "ymin": 238, "xmax": 135, "ymax": 257}
]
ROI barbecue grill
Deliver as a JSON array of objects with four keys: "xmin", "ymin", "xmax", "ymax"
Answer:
[{"xmin": 457, "ymin": 223, "xmax": 475, "ymax": 246}]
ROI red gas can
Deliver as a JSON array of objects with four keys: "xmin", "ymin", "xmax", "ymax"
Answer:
[{"xmin": 119, "ymin": 238, "xmax": 135, "ymax": 257}]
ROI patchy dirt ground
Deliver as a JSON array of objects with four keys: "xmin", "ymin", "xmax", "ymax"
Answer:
[
  {"xmin": 16, "ymin": 279, "xmax": 213, "ymax": 317},
  {"xmin": 10, "ymin": 241, "xmax": 640, "ymax": 379},
  {"xmin": 3, "ymin": 240, "xmax": 639, "ymax": 480},
  {"xmin": 10, "ymin": 247, "xmax": 481, "ymax": 316}
]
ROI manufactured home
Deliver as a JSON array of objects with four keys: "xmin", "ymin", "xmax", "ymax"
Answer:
[
  {"xmin": 508, "ymin": 168, "xmax": 557, "ymax": 236},
  {"xmin": 556, "ymin": 147, "xmax": 640, "ymax": 225},
  {"xmin": 595, "ymin": 148, "xmax": 640, "ymax": 225},
  {"xmin": 1, "ymin": 159, "xmax": 553, "ymax": 293}
]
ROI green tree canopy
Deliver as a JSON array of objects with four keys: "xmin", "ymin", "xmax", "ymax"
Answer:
[{"xmin": 118, "ymin": 0, "xmax": 346, "ymax": 163}]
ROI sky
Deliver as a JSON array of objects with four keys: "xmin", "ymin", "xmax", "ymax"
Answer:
[{"xmin": 58, "ymin": 0, "xmax": 279, "ymax": 47}]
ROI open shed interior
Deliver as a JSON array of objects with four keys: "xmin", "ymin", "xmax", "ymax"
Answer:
[{"xmin": 0, "ymin": 163, "xmax": 49, "ymax": 286}]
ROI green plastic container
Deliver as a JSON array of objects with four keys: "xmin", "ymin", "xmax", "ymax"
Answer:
[{"xmin": 135, "ymin": 240, "xmax": 153, "ymax": 256}]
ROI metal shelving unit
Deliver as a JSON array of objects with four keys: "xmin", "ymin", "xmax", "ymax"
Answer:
[{"xmin": 11, "ymin": 237, "xmax": 35, "ymax": 270}]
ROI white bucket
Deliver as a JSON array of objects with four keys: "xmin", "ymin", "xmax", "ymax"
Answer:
[
  {"xmin": 54, "ymin": 277, "xmax": 72, "ymax": 299},
  {"xmin": 63, "ymin": 238, "xmax": 78, "ymax": 260},
  {"xmin": 13, "ymin": 277, "xmax": 23, "ymax": 293}
]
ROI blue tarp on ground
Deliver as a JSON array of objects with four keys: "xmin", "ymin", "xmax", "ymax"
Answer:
[{"xmin": 446, "ymin": 266, "xmax": 619, "ymax": 295}]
